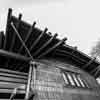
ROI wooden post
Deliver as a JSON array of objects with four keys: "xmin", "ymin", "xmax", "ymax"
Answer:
[
  {"xmin": 25, "ymin": 62, "xmax": 33, "ymax": 100},
  {"xmin": 25, "ymin": 61, "xmax": 37, "ymax": 100},
  {"xmin": 30, "ymin": 61, "xmax": 37, "ymax": 93}
]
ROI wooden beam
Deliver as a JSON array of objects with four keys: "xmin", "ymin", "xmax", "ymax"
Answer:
[
  {"xmin": 29, "ymin": 28, "xmax": 48, "ymax": 51},
  {"xmin": 33, "ymin": 33, "xmax": 58, "ymax": 57},
  {"xmin": 18, "ymin": 21, "xmax": 36, "ymax": 54},
  {"xmin": 0, "ymin": 31, "xmax": 4, "ymax": 49},
  {"xmin": 9, "ymin": 13, "xmax": 22, "ymax": 51},
  {"xmin": 82, "ymin": 57, "xmax": 96, "ymax": 69},
  {"xmin": 94, "ymin": 65, "xmax": 100, "ymax": 78},
  {"xmin": 0, "ymin": 49, "xmax": 31, "ymax": 62},
  {"xmin": 3, "ymin": 8, "xmax": 12, "ymax": 49},
  {"xmin": 90, "ymin": 65, "xmax": 99, "ymax": 74},
  {"xmin": 6, "ymin": 14, "xmax": 22, "ymax": 69},
  {"xmin": 11, "ymin": 22, "xmax": 34, "ymax": 60},
  {"xmin": 55, "ymin": 48, "xmax": 87, "ymax": 66},
  {"xmin": 37, "ymin": 38, "xmax": 67, "ymax": 59},
  {"xmin": 90, "ymin": 65, "xmax": 100, "ymax": 77}
]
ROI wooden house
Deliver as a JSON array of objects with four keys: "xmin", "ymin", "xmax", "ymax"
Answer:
[{"xmin": 0, "ymin": 8, "xmax": 100, "ymax": 100}]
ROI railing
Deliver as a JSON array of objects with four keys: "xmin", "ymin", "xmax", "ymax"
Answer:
[{"xmin": 0, "ymin": 68, "xmax": 28, "ymax": 100}]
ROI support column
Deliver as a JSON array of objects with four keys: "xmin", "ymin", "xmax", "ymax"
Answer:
[
  {"xmin": 25, "ymin": 61, "xmax": 37, "ymax": 100},
  {"xmin": 31, "ymin": 61, "xmax": 37, "ymax": 93}
]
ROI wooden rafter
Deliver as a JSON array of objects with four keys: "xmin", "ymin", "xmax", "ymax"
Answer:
[
  {"xmin": 90, "ymin": 65, "xmax": 100, "ymax": 74},
  {"xmin": 3, "ymin": 8, "xmax": 12, "ymax": 50},
  {"xmin": 9, "ymin": 14, "xmax": 22, "ymax": 51},
  {"xmin": 94, "ymin": 65, "xmax": 100, "ymax": 77},
  {"xmin": 11, "ymin": 22, "xmax": 34, "ymax": 61},
  {"xmin": 0, "ymin": 31, "xmax": 4, "ymax": 48},
  {"xmin": 37, "ymin": 38, "xmax": 67, "ymax": 59},
  {"xmin": 29, "ymin": 28, "xmax": 48, "ymax": 51},
  {"xmin": 5, "ymin": 14, "xmax": 22, "ymax": 69},
  {"xmin": 55, "ymin": 49, "xmax": 85, "ymax": 65},
  {"xmin": 33, "ymin": 33, "xmax": 58, "ymax": 57},
  {"xmin": 82, "ymin": 57, "xmax": 96, "ymax": 69},
  {"xmin": 18, "ymin": 21, "xmax": 36, "ymax": 54},
  {"xmin": 0, "ymin": 49, "xmax": 31, "ymax": 62}
]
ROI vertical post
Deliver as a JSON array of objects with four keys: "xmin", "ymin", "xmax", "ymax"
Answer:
[
  {"xmin": 25, "ymin": 61, "xmax": 37, "ymax": 100},
  {"xmin": 31, "ymin": 61, "xmax": 37, "ymax": 93},
  {"xmin": 25, "ymin": 62, "xmax": 33, "ymax": 100}
]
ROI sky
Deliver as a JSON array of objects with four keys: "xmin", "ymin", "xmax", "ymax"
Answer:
[{"xmin": 0, "ymin": 0, "xmax": 100, "ymax": 56}]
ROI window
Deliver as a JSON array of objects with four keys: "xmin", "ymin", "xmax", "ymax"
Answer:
[
  {"xmin": 67, "ymin": 73, "xmax": 75, "ymax": 86},
  {"xmin": 62, "ymin": 71, "xmax": 89, "ymax": 88},
  {"xmin": 62, "ymin": 73, "xmax": 69, "ymax": 85},
  {"xmin": 77, "ymin": 75, "xmax": 85, "ymax": 87},
  {"xmin": 72, "ymin": 74, "xmax": 81, "ymax": 87}
]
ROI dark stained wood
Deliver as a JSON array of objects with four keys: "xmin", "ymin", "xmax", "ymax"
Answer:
[
  {"xmin": 90, "ymin": 65, "xmax": 99, "ymax": 75},
  {"xmin": 82, "ymin": 57, "xmax": 96, "ymax": 69},
  {"xmin": 33, "ymin": 33, "xmax": 58, "ymax": 57},
  {"xmin": 0, "ymin": 31, "xmax": 4, "ymax": 49},
  {"xmin": 6, "ymin": 14, "xmax": 22, "ymax": 69},
  {"xmin": 1, "ymin": 8, "xmax": 100, "ymax": 78},
  {"xmin": 9, "ymin": 14, "xmax": 22, "ymax": 51},
  {"xmin": 90, "ymin": 65, "xmax": 100, "ymax": 77},
  {"xmin": 0, "ymin": 49, "xmax": 31, "ymax": 62},
  {"xmin": 3, "ymin": 8, "xmax": 12, "ymax": 50},
  {"xmin": 18, "ymin": 21, "xmax": 36, "ymax": 54},
  {"xmin": 94, "ymin": 65, "xmax": 100, "ymax": 77},
  {"xmin": 29, "ymin": 28, "xmax": 48, "ymax": 52},
  {"xmin": 11, "ymin": 22, "xmax": 33, "ymax": 61},
  {"xmin": 37, "ymin": 38, "xmax": 67, "ymax": 59}
]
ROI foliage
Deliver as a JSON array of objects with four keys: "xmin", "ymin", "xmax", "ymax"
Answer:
[{"xmin": 90, "ymin": 40, "xmax": 100, "ymax": 60}]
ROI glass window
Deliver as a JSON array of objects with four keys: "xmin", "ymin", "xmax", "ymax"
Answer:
[
  {"xmin": 81, "ymin": 78, "xmax": 89, "ymax": 88},
  {"xmin": 61, "ymin": 71, "xmax": 89, "ymax": 88},
  {"xmin": 77, "ymin": 75, "xmax": 85, "ymax": 87},
  {"xmin": 72, "ymin": 74, "xmax": 81, "ymax": 87},
  {"xmin": 62, "ymin": 73, "xmax": 69, "ymax": 85},
  {"xmin": 67, "ymin": 73, "xmax": 75, "ymax": 86}
]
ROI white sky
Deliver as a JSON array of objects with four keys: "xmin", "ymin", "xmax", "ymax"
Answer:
[{"xmin": 0, "ymin": 0, "xmax": 100, "ymax": 55}]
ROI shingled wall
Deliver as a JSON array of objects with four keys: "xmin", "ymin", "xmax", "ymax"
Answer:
[{"xmin": 31, "ymin": 59, "xmax": 100, "ymax": 100}]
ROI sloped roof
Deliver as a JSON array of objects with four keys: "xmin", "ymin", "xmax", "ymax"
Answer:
[{"xmin": 0, "ymin": 8, "xmax": 100, "ymax": 78}]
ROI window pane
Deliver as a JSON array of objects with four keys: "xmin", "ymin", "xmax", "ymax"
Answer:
[
  {"xmin": 67, "ymin": 73, "xmax": 75, "ymax": 86},
  {"xmin": 77, "ymin": 75, "xmax": 85, "ymax": 87},
  {"xmin": 72, "ymin": 74, "xmax": 80, "ymax": 87},
  {"xmin": 82, "ymin": 78, "xmax": 89, "ymax": 88},
  {"xmin": 62, "ymin": 73, "xmax": 69, "ymax": 85}
]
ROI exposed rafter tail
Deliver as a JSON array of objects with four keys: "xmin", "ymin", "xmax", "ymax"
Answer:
[
  {"xmin": 90, "ymin": 66, "xmax": 98, "ymax": 74},
  {"xmin": 18, "ymin": 21, "xmax": 36, "ymax": 53},
  {"xmin": 94, "ymin": 65, "xmax": 100, "ymax": 78},
  {"xmin": 37, "ymin": 37, "xmax": 67, "ymax": 59},
  {"xmin": 82, "ymin": 57, "xmax": 96, "ymax": 69},
  {"xmin": 29, "ymin": 28, "xmax": 48, "ymax": 52},
  {"xmin": 6, "ymin": 13, "xmax": 22, "ymax": 69},
  {"xmin": 33, "ymin": 33, "xmax": 58, "ymax": 57},
  {"xmin": 55, "ymin": 49, "xmax": 84, "ymax": 65},
  {"xmin": 10, "ymin": 13, "xmax": 22, "ymax": 51},
  {"xmin": 3, "ymin": 8, "xmax": 12, "ymax": 49}
]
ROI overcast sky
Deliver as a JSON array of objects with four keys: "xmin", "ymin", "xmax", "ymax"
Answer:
[{"xmin": 0, "ymin": 0, "xmax": 100, "ymax": 55}]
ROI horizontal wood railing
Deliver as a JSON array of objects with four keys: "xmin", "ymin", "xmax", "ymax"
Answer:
[{"xmin": 0, "ymin": 68, "xmax": 28, "ymax": 99}]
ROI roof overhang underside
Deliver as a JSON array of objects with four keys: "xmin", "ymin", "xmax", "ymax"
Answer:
[{"xmin": 0, "ymin": 8, "xmax": 100, "ymax": 78}]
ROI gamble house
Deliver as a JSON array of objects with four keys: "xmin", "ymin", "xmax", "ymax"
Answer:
[{"xmin": 0, "ymin": 8, "xmax": 100, "ymax": 100}]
